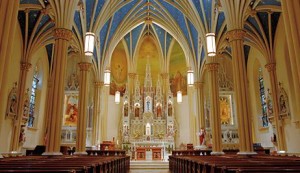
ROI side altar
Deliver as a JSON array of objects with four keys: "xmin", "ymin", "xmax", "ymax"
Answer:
[{"xmin": 120, "ymin": 61, "xmax": 176, "ymax": 160}]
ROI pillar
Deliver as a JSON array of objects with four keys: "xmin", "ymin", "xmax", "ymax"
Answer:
[
  {"xmin": 265, "ymin": 63, "xmax": 286, "ymax": 151},
  {"xmin": 92, "ymin": 81, "xmax": 103, "ymax": 146},
  {"xmin": 281, "ymin": 0, "xmax": 300, "ymax": 121},
  {"xmin": 10, "ymin": 62, "xmax": 32, "ymax": 151},
  {"xmin": 206, "ymin": 63, "xmax": 224, "ymax": 155},
  {"xmin": 0, "ymin": 0, "xmax": 19, "ymax": 93},
  {"xmin": 227, "ymin": 29, "xmax": 256, "ymax": 155},
  {"xmin": 74, "ymin": 62, "xmax": 91, "ymax": 155},
  {"xmin": 195, "ymin": 81, "xmax": 205, "ymax": 146},
  {"xmin": 43, "ymin": 28, "xmax": 73, "ymax": 155}
]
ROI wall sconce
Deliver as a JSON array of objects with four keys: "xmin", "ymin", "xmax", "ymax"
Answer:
[
  {"xmin": 115, "ymin": 91, "xmax": 120, "ymax": 104},
  {"xmin": 84, "ymin": 32, "xmax": 95, "ymax": 56},
  {"xmin": 104, "ymin": 68, "xmax": 111, "ymax": 86},
  {"xmin": 206, "ymin": 33, "xmax": 216, "ymax": 57},
  {"xmin": 187, "ymin": 68, "xmax": 194, "ymax": 86},
  {"xmin": 177, "ymin": 91, "xmax": 182, "ymax": 103}
]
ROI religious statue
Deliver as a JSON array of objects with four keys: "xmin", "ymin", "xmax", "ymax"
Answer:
[
  {"xmin": 135, "ymin": 107, "xmax": 139, "ymax": 117},
  {"xmin": 157, "ymin": 104, "xmax": 162, "ymax": 117},
  {"xmin": 124, "ymin": 103, "xmax": 128, "ymax": 117},
  {"xmin": 198, "ymin": 128, "xmax": 206, "ymax": 145},
  {"xmin": 168, "ymin": 103, "xmax": 172, "ymax": 116}
]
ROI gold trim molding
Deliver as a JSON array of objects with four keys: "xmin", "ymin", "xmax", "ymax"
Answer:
[
  {"xmin": 78, "ymin": 62, "xmax": 91, "ymax": 71},
  {"xmin": 205, "ymin": 63, "xmax": 219, "ymax": 71},
  {"xmin": 20, "ymin": 62, "xmax": 32, "ymax": 71},
  {"xmin": 265, "ymin": 63, "xmax": 276, "ymax": 72},
  {"xmin": 53, "ymin": 28, "xmax": 73, "ymax": 41}
]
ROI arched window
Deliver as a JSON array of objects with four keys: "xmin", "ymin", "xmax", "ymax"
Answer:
[
  {"xmin": 28, "ymin": 67, "xmax": 39, "ymax": 127},
  {"xmin": 258, "ymin": 68, "xmax": 268, "ymax": 127}
]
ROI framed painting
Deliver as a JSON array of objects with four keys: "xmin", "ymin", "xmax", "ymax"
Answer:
[{"xmin": 63, "ymin": 92, "xmax": 79, "ymax": 126}]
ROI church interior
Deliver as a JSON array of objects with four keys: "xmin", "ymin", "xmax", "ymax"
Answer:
[{"xmin": 0, "ymin": 0, "xmax": 300, "ymax": 172}]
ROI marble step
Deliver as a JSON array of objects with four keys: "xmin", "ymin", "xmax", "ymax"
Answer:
[{"xmin": 130, "ymin": 161, "xmax": 169, "ymax": 169}]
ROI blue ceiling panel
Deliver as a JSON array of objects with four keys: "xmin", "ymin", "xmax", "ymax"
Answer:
[
  {"xmin": 74, "ymin": 11, "xmax": 83, "ymax": 38},
  {"xmin": 202, "ymin": 0, "xmax": 212, "ymax": 30},
  {"xmin": 132, "ymin": 24, "xmax": 145, "ymax": 55},
  {"xmin": 271, "ymin": 12, "xmax": 280, "ymax": 44},
  {"xmin": 94, "ymin": 0, "xmax": 106, "ymax": 24},
  {"xmin": 28, "ymin": 10, "xmax": 41, "ymax": 41},
  {"xmin": 20, "ymin": 0, "xmax": 40, "ymax": 5},
  {"xmin": 124, "ymin": 33, "xmax": 131, "ymax": 57},
  {"xmin": 192, "ymin": 0, "xmax": 205, "ymax": 28},
  {"xmin": 166, "ymin": 32, "xmax": 172, "ymax": 56},
  {"xmin": 18, "ymin": 11, "xmax": 26, "ymax": 41},
  {"xmin": 36, "ymin": 15, "xmax": 50, "ymax": 34},
  {"xmin": 107, "ymin": 1, "xmax": 138, "ymax": 47},
  {"xmin": 85, "ymin": 0, "xmax": 95, "ymax": 31},
  {"xmin": 99, "ymin": 18, "xmax": 111, "ymax": 55},
  {"xmin": 45, "ymin": 44, "xmax": 53, "ymax": 71},
  {"xmin": 216, "ymin": 12, "xmax": 225, "ymax": 35},
  {"xmin": 187, "ymin": 19, "xmax": 198, "ymax": 61},
  {"xmin": 153, "ymin": 23, "xmax": 165, "ymax": 55},
  {"xmin": 257, "ymin": 12, "xmax": 269, "ymax": 43},
  {"xmin": 247, "ymin": 16, "xmax": 263, "ymax": 38}
]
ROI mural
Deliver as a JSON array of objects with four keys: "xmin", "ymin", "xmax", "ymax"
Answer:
[
  {"xmin": 63, "ymin": 93, "xmax": 79, "ymax": 126},
  {"xmin": 136, "ymin": 36, "xmax": 161, "ymax": 86},
  {"xmin": 219, "ymin": 95, "xmax": 232, "ymax": 125},
  {"xmin": 169, "ymin": 41, "xmax": 187, "ymax": 96},
  {"xmin": 110, "ymin": 42, "xmax": 128, "ymax": 95}
]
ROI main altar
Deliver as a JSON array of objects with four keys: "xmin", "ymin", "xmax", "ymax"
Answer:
[{"xmin": 120, "ymin": 61, "xmax": 176, "ymax": 160}]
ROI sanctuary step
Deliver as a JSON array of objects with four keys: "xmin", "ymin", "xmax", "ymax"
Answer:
[{"xmin": 130, "ymin": 160, "xmax": 169, "ymax": 169}]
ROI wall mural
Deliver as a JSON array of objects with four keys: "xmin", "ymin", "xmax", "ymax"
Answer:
[
  {"xmin": 136, "ymin": 36, "xmax": 161, "ymax": 86},
  {"xmin": 110, "ymin": 42, "xmax": 128, "ymax": 95},
  {"xmin": 63, "ymin": 93, "xmax": 79, "ymax": 126},
  {"xmin": 169, "ymin": 41, "xmax": 187, "ymax": 96}
]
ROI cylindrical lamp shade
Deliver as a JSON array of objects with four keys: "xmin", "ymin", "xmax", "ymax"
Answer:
[
  {"xmin": 104, "ymin": 69, "xmax": 111, "ymax": 86},
  {"xmin": 177, "ymin": 91, "xmax": 182, "ymax": 103},
  {"xmin": 187, "ymin": 69, "xmax": 194, "ymax": 86},
  {"xmin": 206, "ymin": 33, "xmax": 216, "ymax": 57},
  {"xmin": 84, "ymin": 32, "xmax": 95, "ymax": 56},
  {"xmin": 115, "ymin": 91, "xmax": 120, "ymax": 104}
]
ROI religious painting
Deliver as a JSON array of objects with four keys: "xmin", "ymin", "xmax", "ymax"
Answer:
[
  {"xmin": 63, "ymin": 92, "xmax": 79, "ymax": 126},
  {"xmin": 169, "ymin": 41, "xmax": 187, "ymax": 96},
  {"xmin": 6, "ymin": 82, "xmax": 18, "ymax": 119},
  {"xmin": 278, "ymin": 83, "xmax": 290, "ymax": 119},
  {"xmin": 219, "ymin": 95, "xmax": 233, "ymax": 125},
  {"xmin": 110, "ymin": 41, "xmax": 127, "ymax": 95}
]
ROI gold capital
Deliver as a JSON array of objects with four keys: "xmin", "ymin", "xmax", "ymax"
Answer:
[
  {"xmin": 226, "ymin": 29, "xmax": 246, "ymax": 42},
  {"xmin": 265, "ymin": 63, "xmax": 276, "ymax": 72},
  {"xmin": 53, "ymin": 28, "xmax": 73, "ymax": 41},
  {"xmin": 94, "ymin": 81, "xmax": 104, "ymax": 87},
  {"xmin": 78, "ymin": 62, "xmax": 92, "ymax": 71},
  {"xmin": 128, "ymin": 73, "xmax": 136, "ymax": 79},
  {"xmin": 205, "ymin": 63, "xmax": 219, "ymax": 71},
  {"xmin": 20, "ymin": 62, "xmax": 32, "ymax": 71},
  {"xmin": 194, "ymin": 81, "xmax": 204, "ymax": 89}
]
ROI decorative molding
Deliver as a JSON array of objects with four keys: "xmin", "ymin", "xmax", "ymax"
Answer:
[
  {"xmin": 218, "ymin": 64, "xmax": 233, "ymax": 91},
  {"xmin": 128, "ymin": 73, "xmax": 136, "ymax": 79},
  {"xmin": 78, "ymin": 62, "xmax": 91, "ymax": 71},
  {"xmin": 53, "ymin": 28, "xmax": 73, "ymax": 41},
  {"xmin": 194, "ymin": 81, "xmax": 204, "ymax": 89},
  {"xmin": 265, "ymin": 63, "xmax": 276, "ymax": 72},
  {"xmin": 41, "ymin": 8, "xmax": 49, "ymax": 15},
  {"xmin": 205, "ymin": 63, "xmax": 219, "ymax": 71},
  {"xmin": 94, "ymin": 81, "xmax": 104, "ymax": 87},
  {"xmin": 66, "ymin": 73, "xmax": 79, "ymax": 91},
  {"xmin": 6, "ymin": 82, "xmax": 18, "ymax": 119},
  {"xmin": 20, "ymin": 62, "xmax": 32, "ymax": 71},
  {"xmin": 226, "ymin": 29, "xmax": 246, "ymax": 42}
]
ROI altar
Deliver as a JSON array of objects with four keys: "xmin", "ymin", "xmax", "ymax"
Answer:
[{"xmin": 136, "ymin": 147, "xmax": 162, "ymax": 160}]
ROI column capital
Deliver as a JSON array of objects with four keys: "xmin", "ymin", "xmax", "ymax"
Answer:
[
  {"xmin": 205, "ymin": 63, "xmax": 219, "ymax": 71},
  {"xmin": 265, "ymin": 63, "xmax": 276, "ymax": 72},
  {"xmin": 53, "ymin": 28, "xmax": 73, "ymax": 41},
  {"xmin": 128, "ymin": 73, "xmax": 136, "ymax": 79},
  {"xmin": 94, "ymin": 81, "xmax": 104, "ymax": 87},
  {"xmin": 20, "ymin": 62, "xmax": 32, "ymax": 71},
  {"xmin": 161, "ymin": 73, "xmax": 169, "ymax": 79},
  {"xmin": 194, "ymin": 81, "xmax": 204, "ymax": 89},
  {"xmin": 226, "ymin": 29, "xmax": 246, "ymax": 42},
  {"xmin": 78, "ymin": 62, "xmax": 92, "ymax": 71}
]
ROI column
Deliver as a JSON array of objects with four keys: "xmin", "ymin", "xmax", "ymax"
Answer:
[
  {"xmin": 195, "ymin": 81, "xmax": 205, "ymax": 146},
  {"xmin": 187, "ymin": 86, "xmax": 196, "ymax": 145},
  {"xmin": 206, "ymin": 63, "xmax": 224, "ymax": 155},
  {"xmin": 227, "ymin": 29, "xmax": 256, "ymax": 155},
  {"xmin": 92, "ymin": 81, "xmax": 103, "ymax": 146},
  {"xmin": 265, "ymin": 63, "xmax": 286, "ymax": 151},
  {"xmin": 101, "ymin": 85, "xmax": 109, "ymax": 141},
  {"xmin": 0, "ymin": 0, "xmax": 19, "ymax": 92},
  {"xmin": 281, "ymin": 0, "xmax": 300, "ymax": 121},
  {"xmin": 43, "ymin": 28, "xmax": 73, "ymax": 155},
  {"xmin": 75, "ymin": 62, "xmax": 91, "ymax": 155},
  {"xmin": 10, "ymin": 62, "xmax": 32, "ymax": 151}
]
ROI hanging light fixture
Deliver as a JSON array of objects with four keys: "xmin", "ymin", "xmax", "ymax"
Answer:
[
  {"xmin": 187, "ymin": 68, "xmax": 194, "ymax": 86},
  {"xmin": 84, "ymin": 32, "xmax": 95, "ymax": 56},
  {"xmin": 206, "ymin": 33, "xmax": 216, "ymax": 57},
  {"xmin": 115, "ymin": 91, "xmax": 120, "ymax": 104},
  {"xmin": 104, "ymin": 68, "xmax": 111, "ymax": 86},
  {"xmin": 177, "ymin": 91, "xmax": 182, "ymax": 103}
]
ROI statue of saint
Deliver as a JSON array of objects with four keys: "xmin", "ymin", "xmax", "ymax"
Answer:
[
  {"xmin": 168, "ymin": 103, "xmax": 172, "ymax": 116},
  {"xmin": 135, "ymin": 107, "xmax": 139, "ymax": 117},
  {"xmin": 198, "ymin": 128, "xmax": 206, "ymax": 145}
]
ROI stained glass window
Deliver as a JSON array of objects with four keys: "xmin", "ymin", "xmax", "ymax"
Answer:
[
  {"xmin": 259, "ymin": 68, "xmax": 268, "ymax": 127},
  {"xmin": 28, "ymin": 67, "xmax": 39, "ymax": 127}
]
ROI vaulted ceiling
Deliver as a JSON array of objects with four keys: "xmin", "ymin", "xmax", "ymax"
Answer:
[{"xmin": 18, "ymin": 0, "xmax": 282, "ymax": 80}]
